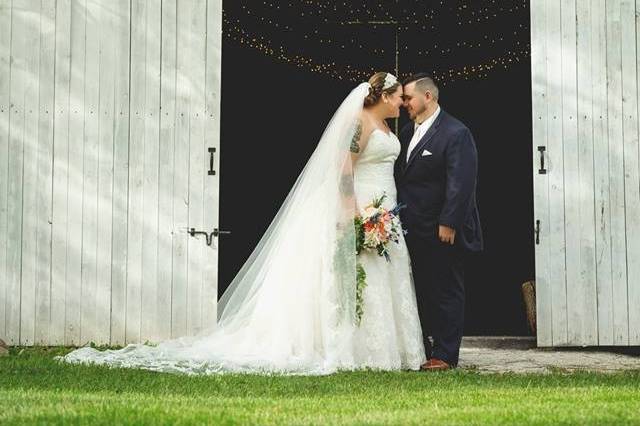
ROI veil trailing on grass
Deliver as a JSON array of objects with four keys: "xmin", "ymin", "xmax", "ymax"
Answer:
[{"xmin": 59, "ymin": 83, "xmax": 371, "ymax": 375}]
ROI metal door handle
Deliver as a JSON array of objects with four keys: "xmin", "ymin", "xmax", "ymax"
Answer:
[
  {"xmin": 208, "ymin": 147, "xmax": 216, "ymax": 176},
  {"xmin": 188, "ymin": 227, "xmax": 230, "ymax": 246},
  {"xmin": 538, "ymin": 146, "xmax": 546, "ymax": 174}
]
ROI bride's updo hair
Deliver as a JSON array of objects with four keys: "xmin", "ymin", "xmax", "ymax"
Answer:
[{"xmin": 364, "ymin": 71, "xmax": 401, "ymax": 107}]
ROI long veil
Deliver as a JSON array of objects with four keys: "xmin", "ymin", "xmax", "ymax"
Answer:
[{"xmin": 60, "ymin": 83, "xmax": 371, "ymax": 375}]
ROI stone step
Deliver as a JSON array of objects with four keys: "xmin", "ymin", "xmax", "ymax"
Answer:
[{"xmin": 461, "ymin": 336, "xmax": 536, "ymax": 350}]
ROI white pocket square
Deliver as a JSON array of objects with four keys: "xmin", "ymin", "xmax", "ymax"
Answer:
[{"xmin": 422, "ymin": 149, "xmax": 432, "ymax": 156}]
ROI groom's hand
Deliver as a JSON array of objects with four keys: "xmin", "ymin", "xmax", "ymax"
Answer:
[{"xmin": 438, "ymin": 225, "xmax": 456, "ymax": 245}]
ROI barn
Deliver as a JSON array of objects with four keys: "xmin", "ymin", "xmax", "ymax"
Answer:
[{"xmin": 0, "ymin": 1, "xmax": 638, "ymax": 348}]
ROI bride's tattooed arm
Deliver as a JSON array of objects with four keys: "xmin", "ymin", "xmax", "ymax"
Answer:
[
  {"xmin": 341, "ymin": 119, "xmax": 364, "ymax": 196},
  {"xmin": 350, "ymin": 120, "xmax": 363, "ymax": 153},
  {"xmin": 340, "ymin": 174, "xmax": 354, "ymax": 196}
]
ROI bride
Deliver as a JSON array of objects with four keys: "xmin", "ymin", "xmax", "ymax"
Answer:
[{"xmin": 61, "ymin": 72, "xmax": 426, "ymax": 375}]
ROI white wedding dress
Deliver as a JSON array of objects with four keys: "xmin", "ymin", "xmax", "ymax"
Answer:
[
  {"xmin": 351, "ymin": 129, "xmax": 425, "ymax": 369},
  {"xmin": 60, "ymin": 84, "xmax": 426, "ymax": 375}
]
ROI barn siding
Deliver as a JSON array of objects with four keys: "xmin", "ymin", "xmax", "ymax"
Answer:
[
  {"xmin": 0, "ymin": 0, "xmax": 221, "ymax": 346},
  {"xmin": 532, "ymin": 0, "xmax": 640, "ymax": 346}
]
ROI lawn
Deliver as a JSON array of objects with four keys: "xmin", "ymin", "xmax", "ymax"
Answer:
[{"xmin": 1, "ymin": 347, "xmax": 639, "ymax": 425}]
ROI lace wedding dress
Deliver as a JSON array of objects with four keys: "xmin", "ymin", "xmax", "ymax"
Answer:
[
  {"xmin": 350, "ymin": 129, "xmax": 425, "ymax": 368},
  {"xmin": 60, "ymin": 84, "xmax": 426, "ymax": 375}
]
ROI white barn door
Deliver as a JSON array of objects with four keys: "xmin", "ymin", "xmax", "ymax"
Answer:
[
  {"xmin": 0, "ymin": 0, "xmax": 222, "ymax": 347},
  {"xmin": 531, "ymin": 0, "xmax": 640, "ymax": 346}
]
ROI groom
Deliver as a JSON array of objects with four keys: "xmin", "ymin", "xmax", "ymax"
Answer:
[{"xmin": 395, "ymin": 73, "xmax": 483, "ymax": 371}]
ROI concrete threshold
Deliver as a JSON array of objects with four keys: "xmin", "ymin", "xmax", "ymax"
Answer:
[{"xmin": 458, "ymin": 336, "xmax": 640, "ymax": 374}]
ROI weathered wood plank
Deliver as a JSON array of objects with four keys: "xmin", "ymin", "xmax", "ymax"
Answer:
[
  {"xmin": 158, "ymin": 0, "xmax": 177, "ymax": 342},
  {"xmin": 140, "ymin": 0, "xmax": 161, "ymax": 343},
  {"xmin": 125, "ymin": 0, "xmax": 147, "ymax": 344},
  {"xmin": 591, "ymin": 0, "xmax": 614, "ymax": 346},
  {"xmin": 621, "ymin": 0, "xmax": 640, "ymax": 345},
  {"xmin": 171, "ymin": 0, "xmax": 193, "ymax": 339},
  {"xmin": 50, "ymin": 0, "xmax": 72, "ymax": 346},
  {"xmin": 605, "ymin": 0, "xmax": 630, "ymax": 345},
  {"xmin": 575, "ymin": 0, "xmax": 598, "ymax": 346},
  {"xmin": 0, "ymin": 0, "xmax": 13, "ymax": 341},
  {"xmin": 6, "ymin": 0, "xmax": 26, "ymax": 346},
  {"xmin": 18, "ymin": 0, "xmax": 42, "ymax": 346},
  {"xmin": 631, "ymin": 0, "xmax": 640, "ymax": 345},
  {"xmin": 545, "ymin": 0, "xmax": 568, "ymax": 346},
  {"xmin": 187, "ymin": 0, "xmax": 207, "ymax": 336},
  {"xmin": 110, "ymin": 0, "xmax": 131, "ymax": 346},
  {"xmin": 95, "ymin": 0, "xmax": 117, "ymax": 345},
  {"xmin": 78, "ymin": 0, "xmax": 101, "ymax": 345},
  {"xmin": 560, "ymin": 0, "xmax": 582, "ymax": 346},
  {"xmin": 202, "ymin": 0, "xmax": 223, "ymax": 331},
  {"xmin": 34, "ymin": 0, "xmax": 56, "ymax": 345},
  {"xmin": 65, "ymin": 0, "xmax": 87, "ymax": 346}
]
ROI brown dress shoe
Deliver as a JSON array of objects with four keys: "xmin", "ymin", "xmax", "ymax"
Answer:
[{"xmin": 420, "ymin": 358, "xmax": 451, "ymax": 371}]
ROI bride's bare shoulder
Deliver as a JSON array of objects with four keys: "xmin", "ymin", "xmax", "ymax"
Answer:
[{"xmin": 358, "ymin": 111, "xmax": 376, "ymax": 136}]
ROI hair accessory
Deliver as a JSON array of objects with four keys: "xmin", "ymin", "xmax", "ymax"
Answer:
[{"xmin": 382, "ymin": 73, "xmax": 398, "ymax": 90}]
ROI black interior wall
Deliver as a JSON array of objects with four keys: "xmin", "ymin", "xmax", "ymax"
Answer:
[{"xmin": 219, "ymin": 2, "xmax": 533, "ymax": 335}]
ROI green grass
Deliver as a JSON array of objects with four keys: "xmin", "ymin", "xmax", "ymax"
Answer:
[{"xmin": 1, "ymin": 347, "xmax": 639, "ymax": 425}]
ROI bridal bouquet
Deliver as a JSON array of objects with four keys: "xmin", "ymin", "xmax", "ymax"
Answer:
[
  {"xmin": 353, "ymin": 194, "xmax": 404, "ymax": 324},
  {"xmin": 355, "ymin": 194, "xmax": 404, "ymax": 260}
]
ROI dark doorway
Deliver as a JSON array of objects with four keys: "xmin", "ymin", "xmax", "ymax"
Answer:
[{"xmin": 220, "ymin": 1, "xmax": 533, "ymax": 335}]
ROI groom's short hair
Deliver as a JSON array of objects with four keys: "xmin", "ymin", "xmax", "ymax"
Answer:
[{"xmin": 403, "ymin": 73, "xmax": 439, "ymax": 100}]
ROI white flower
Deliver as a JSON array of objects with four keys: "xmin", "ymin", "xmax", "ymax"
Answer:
[{"xmin": 362, "ymin": 206, "xmax": 377, "ymax": 219}]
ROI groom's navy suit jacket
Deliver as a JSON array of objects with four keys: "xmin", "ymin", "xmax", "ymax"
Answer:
[{"xmin": 394, "ymin": 110, "xmax": 483, "ymax": 252}]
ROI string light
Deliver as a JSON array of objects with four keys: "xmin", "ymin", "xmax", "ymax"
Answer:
[{"xmin": 224, "ymin": 0, "xmax": 529, "ymax": 85}]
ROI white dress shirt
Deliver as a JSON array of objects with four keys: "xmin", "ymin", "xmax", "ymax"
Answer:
[{"xmin": 406, "ymin": 106, "xmax": 441, "ymax": 162}]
